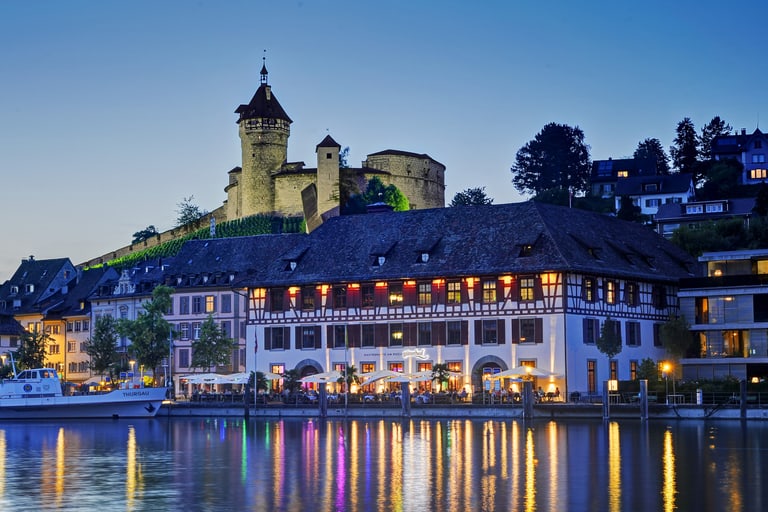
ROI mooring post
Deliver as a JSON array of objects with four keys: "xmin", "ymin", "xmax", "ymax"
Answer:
[{"xmin": 639, "ymin": 379, "xmax": 648, "ymax": 421}]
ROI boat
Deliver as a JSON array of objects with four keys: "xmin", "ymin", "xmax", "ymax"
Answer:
[{"xmin": 0, "ymin": 368, "xmax": 167, "ymax": 419}]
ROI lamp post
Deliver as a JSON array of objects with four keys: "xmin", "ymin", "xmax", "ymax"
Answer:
[
  {"xmin": 129, "ymin": 359, "xmax": 136, "ymax": 387},
  {"xmin": 662, "ymin": 362, "xmax": 670, "ymax": 404}
]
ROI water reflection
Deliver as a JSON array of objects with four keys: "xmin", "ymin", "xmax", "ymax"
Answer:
[{"xmin": 0, "ymin": 418, "xmax": 766, "ymax": 511}]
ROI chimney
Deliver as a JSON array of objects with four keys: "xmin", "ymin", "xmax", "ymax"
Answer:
[{"xmin": 742, "ymin": 128, "xmax": 747, "ymax": 135}]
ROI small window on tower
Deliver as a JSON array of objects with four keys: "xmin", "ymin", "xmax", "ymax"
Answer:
[{"xmin": 326, "ymin": 153, "xmax": 332, "ymax": 159}]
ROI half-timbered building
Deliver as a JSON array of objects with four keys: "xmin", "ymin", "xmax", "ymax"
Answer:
[{"xmin": 238, "ymin": 201, "xmax": 697, "ymax": 398}]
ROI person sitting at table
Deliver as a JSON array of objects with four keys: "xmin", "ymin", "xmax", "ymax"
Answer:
[{"xmin": 555, "ymin": 387, "xmax": 561, "ymax": 400}]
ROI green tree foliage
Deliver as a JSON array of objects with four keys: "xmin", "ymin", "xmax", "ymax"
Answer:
[
  {"xmin": 86, "ymin": 315, "xmax": 120, "ymax": 379},
  {"xmin": 633, "ymin": 138, "xmax": 670, "ymax": 175},
  {"xmin": 132, "ymin": 225, "xmax": 159, "ymax": 245},
  {"xmin": 533, "ymin": 188, "xmax": 614, "ymax": 213},
  {"xmin": 671, "ymin": 218, "xmax": 751, "ymax": 256},
  {"xmin": 753, "ymin": 183, "xmax": 768, "ymax": 216},
  {"xmin": 636, "ymin": 358, "xmax": 659, "ymax": 381},
  {"xmin": 596, "ymin": 316, "xmax": 622, "ymax": 361},
  {"xmin": 699, "ymin": 116, "xmax": 732, "ymax": 160},
  {"xmin": 337, "ymin": 364, "xmax": 360, "ymax": 392},
  {"xmin": 191, "ymin": 315, "xmax": 235, "ymax": 371},
  {"xmin": 660, "ymin": 315, "xmax": 693, "ymax": 360},
  {"xmin": 339, "ymin": 146, "xmax": 350, "ymax": 168},
  {"xmin": 511, "ymin": 122, "xmax": 592, "ymax": 196},
  {"xmin": 175, "ymin": 195, "xmax": 209, "ymax": 228},
  {"xmin": 253, "ymin": 371, "xmax": 269, "ymax": 393},
  {"xmin": 282, "ymin": 369, "xmax": 302, "ymax": 395},
  {"xmin": 16, "ymin": 329, "xmax": 51, "ymax": 370},
  {"xmin": 698, "ymin": 159, "xmax": 743, "ymax": 200},
  {"xmin": 450, "ymin": 187, "xmax": 494, "ymax": 206},
  {"xmin": 617, "ymin": 195, "xmax": 646, "ymax": 223},
  {"xmin": 361, "ymin": 176, "xmax": 409, "ymax": 211},
  {"xmin": 670, "ymin": 117, "xmax": 700, "ymax": 177},
  {"xmin": 117, "ymin": 284, "xmax": 174, "ymax": 385}
]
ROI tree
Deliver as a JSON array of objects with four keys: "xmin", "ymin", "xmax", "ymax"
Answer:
[
  {"xmin": 175, "ymin": 195, "xmax": 208, "ymax": 228},
  {"xmin": 16, "ymin": 329, "xmax": 51, "ymax": 370},
  {"xmin": 698, "ymin": 159, "xmax": 742, "ymax": 200},
  {"xmin": 132, "ymin": 225, "xmax": 159, "ymax": 245},
  {"xmin": 253, "ymin": 371, "xmax": 269, "ymax": 393},
  {"xmin": 86, "ymin": 315, "xmax": 120, "ymax": 379},
  {"xmin": 753, "ymin": 183, "xmax": 768, "ymax": 216},
  {"xmin": 633, "ymin": 138, "xmax": 670, "ymax": 175},
  {"xmin": 669, "ymin": 117, "xmax": 700, "ymax": 176},
  {"xmin": 671, "ymin": 218, "xmax": 750, "ymax": 256},
  {"xmin": 699, "ymin": 116, "xmax": 732, "ymax": 160},
  {"xmin": 511, "ymin": 122, "xmax": 591, "ymax": 196},
  {"xmin": 282, "ymin": 369, "xmax": 302, "ymax": 398},
  {"xmin": 636, "ymin": 358, "xmax": 659, "ymax": 382},
  {"xmin": 191, "ymin": 315, "xmax": 234, "ymax": 371},
  {"xmin": 430, "ymin": 363, "xmax": 451, "ymax": 391},
  {"xmin": 117, "ymin": 284, "xmax": 174, "ymax": 385},
  {"xmin": 616, "ymin": 195, "xmax": 645, "ymax": 223},
  {"xmin": 339, "ymin": 146, "xmax": 350, "ymax": 168},
  {"xmin": 659, "ymin": 315, "xmax": 693, "ymax": 360},
  {"xmin": 361, "ymin": 176, "xmax": 409, "ymax": 211},
  {"xmin": 337, "ymin": 364, "xmax": 360, "ymax": 392},
  {"xmin": 596, "ymin": 316, "xmax": 622, "ymax": 367},
  {"xmin": 450, "ymin": 187, "xmax": 494, "ymax": 206}
]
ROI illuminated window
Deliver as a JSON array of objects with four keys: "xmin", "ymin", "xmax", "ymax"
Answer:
[
  {"xmin": 388, "ymin": 283, "xmax": 403, "ymax": 307},
  {"xmin": 389, "ymin": 323, "xmax": 403, "ymax": 347},
  {"xmin": 205, "ymin": 295, "xmax": 216, "ymax": 313},
  {"xmin": 389, "ymin": 361, "xmax": 403, "ymax": 373},
  {"xmin": 750, "ymin": 168, "xmax": 767, "ymax": 179},
  {"xmin": 482, "ymin": 279, "xmax": 496, "ymax": 303},
  {"xmin": 630, "ymin": 360, "xmax": 638, "ymax": 380},
  {"xmin": 625, "ymin": 282, "xmax": 639, "ymax": 307},
  {"xmin": 610, "ymin": 360, "xmax": 618, "ymax": 380},
  {"xmin": 418, "ymin": 282, "xmax": 432, "ymax": 305},
  {"xmin": 605, "ymin": 280, "xmax": 616, "ymax": 304},
  {"xmin": 361, "ymin": 362, "xmax": 375, "ymax": 374},
  {"xmin": 705, "ymin": 203, "xmax": 724, "ymax": 213},
  {"xmin": 447, "ymin": 280, "xmax": 462, "ymax": 304},
  {"xmin": 617, "ymin": 170, "xmax": 629, "ymax": 178},
  {"xmin": 519, "ymin": 277, "xmax": 535, "ymax": 302},
  {"xmin": 582, "ymin": 277, "xmax": 597, "ymax": 302}
]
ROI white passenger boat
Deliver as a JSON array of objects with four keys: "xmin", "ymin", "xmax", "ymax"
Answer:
[{"xmin": 0, "ymin": 368, "xmax": 167, "ymax": 419}]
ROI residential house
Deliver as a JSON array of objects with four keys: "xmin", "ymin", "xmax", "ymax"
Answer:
[
  {"xmin": 679, "ymin": 249, "xmax": 768, "ymax": 381},
  {"xmin": 614, "ymin": 173, "xmax": 695, "ymax": 218},
  {"xmin": 655, "ymin": 197, "xmax": 756, "ymax": 239},
  {"xmin": 237, "ymin": 201, "xmax": 696, "ymax": 398},
  {"xmin": 711, "ymin": 128, "xmax": 768, "ymax": 186},
  {"xmin": 590, "ymin": 157, "xmax": 657, "ymax": 198}
]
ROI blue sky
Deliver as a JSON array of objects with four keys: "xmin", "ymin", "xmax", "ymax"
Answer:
[{"xmin": 2, "ymin": 1, "xmax": 767, "ymax": 280}]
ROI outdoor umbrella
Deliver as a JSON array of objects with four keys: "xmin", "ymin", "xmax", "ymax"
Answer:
[
  {"xmin": 300, "ymin": 370, "xmax": 343, "ymax": 383},
  {"xmin": 359, "ymin": 369, "xmax": 401, "ymax": 384}
]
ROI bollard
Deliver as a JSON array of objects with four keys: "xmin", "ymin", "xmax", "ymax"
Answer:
[{"xmin": 696, "ymin": 388, "xmax": 702, "ymax": 405}]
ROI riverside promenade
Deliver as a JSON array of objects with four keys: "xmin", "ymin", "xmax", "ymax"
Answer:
[{"xmin": 161, "ymin": 399, "xmax": 768, "ymax": 421}]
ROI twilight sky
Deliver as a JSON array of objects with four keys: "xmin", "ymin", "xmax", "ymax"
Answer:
[{"xmin": 2, "ymin": 0, "xmax": 767, "ymax": 281}]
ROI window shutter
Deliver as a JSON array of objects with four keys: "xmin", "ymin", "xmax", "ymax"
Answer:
[
  {"xmin": 496, "ymin": 278, "xmax": 503, "ymax": 303},
  {"xmin": 264, "ymin": 328, "xmax": 272, "ymax": 351},
  {"xmin": 474, "ymin": 320, "xmax": 482, "ymax": 345},
  {"xmin": 582, "ymin": 318, "xmax": 589, "ymax": 344},
  {"xmin": 404, "ymin": 285, "xmax": 416, "ymax": 306},
  {"xmin": 326, "ymin": 325, "xmax": 333, "ymax": 349},
  {"xmin": 535, "ymin": 318, "xmax": 543, "ymax": 343},
  {"xmin": 294, "ymin": 326, "xmax": 301, "ymax": 350},
  {"xmin": 497, "ymin": 319, "xmax": 506, "ymax": 344},
  {"xmin": 534, "ymin": 277, "xmax": 544, "ymax": 301},
  {"xmin": 375, "ymin": 285, "xmax": 387, "ymax": 307},
  {"xmin": 375, "ymin": 324, "xmax": 388, "ymax": 347},
  {"xmin": 283, "ymin": 327, "xmax": 291, "ymax": 348},
  {"xmin": 314, "ymin": 287, "xmax": 322, "ymax": 310},
  {"xmin": 404, "ymin": 323, "xmax": 416, "ymax": 346},
  {"xmin": 264, "ymin": 292, "xmax": 271, "ymax": 312},
  {"xmin": 461, "ymin": 321, "xmax": 469, "ymax": 345},
  {"xmin": 432, "ymin": 321, "xmax": 446, "ymax": 346},
  {"xmin": 511, "ymin": 319, "xmax": 520, "ymax": 343},
  {"xmin": 314, "ymin": 326, "xmax": 322, "ymax": 349},
  {"xmin": 510, "ymin": 277, "xmax": 518, "ymax": 303}
]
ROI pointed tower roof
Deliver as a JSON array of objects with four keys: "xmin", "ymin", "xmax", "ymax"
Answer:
[
  {"xmin": 316, "ymin": 135, "xmax": 341, "ymax": 149},
  {"xmin": 235, "ymin": 58, "xmax": 292, "ymax": 123}
]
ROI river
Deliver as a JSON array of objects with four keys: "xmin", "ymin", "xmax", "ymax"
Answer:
[{"xmin": 0, "ymin": 417, "xmax": 765, "ymax": 511}]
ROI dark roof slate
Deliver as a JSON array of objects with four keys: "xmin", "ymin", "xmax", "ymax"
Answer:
[
  {"xmin": 235, "ymin": 84, "xmax": 292, "ymax": 123},
  {"xmin": 235, "ymin": 201, "xmax": 696, "ymax": 287},
  {"xmin": 615, "ymin": 173, "xmax": 693, "ymax": 196}
]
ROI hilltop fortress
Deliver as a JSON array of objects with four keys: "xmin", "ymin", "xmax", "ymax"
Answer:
[{"xmin": 82, "ymin": 62, "xmax": 446, "ymax": 267}]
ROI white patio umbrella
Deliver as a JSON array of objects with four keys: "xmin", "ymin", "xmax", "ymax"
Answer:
[
  {"xmin": 300, "ymin": 370, "xmax": 343, "ymax": 383},
  {"xmin": 180, "ymin": 373, "xmax": 227, "ymax": 384},
  {"xmin": 359, "ymin": 369, "xmax": 400, "ymax": 384}
]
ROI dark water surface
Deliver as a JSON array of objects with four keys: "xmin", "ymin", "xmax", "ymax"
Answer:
[{"xmin": 0, "ymin": 417, "xmax": 766, "ymax": 511}]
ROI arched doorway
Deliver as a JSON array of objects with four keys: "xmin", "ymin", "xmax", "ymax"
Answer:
[
  {"xmin": 295, "ymin": 359, "xmax": 324, "ymax": 389},
  {"xmin": 471, "ymin": 355, "xmax": 509, "ymax": 393}
]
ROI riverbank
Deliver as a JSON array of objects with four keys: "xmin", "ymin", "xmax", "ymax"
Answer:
[{"xmin": 161, "ymin": 401, "xmax": 768, "ymax": 420}]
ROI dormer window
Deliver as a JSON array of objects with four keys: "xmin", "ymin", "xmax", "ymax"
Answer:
[
  {"xmin": 643, "ymin": 183, "xmax": 658, "ymax": 192},
  {"xmin": 285, "ymin": 261, "xmax": 297, "ymax": 271},
  {"xmin": 10, "ymin": 285, "xmax": 18, "ymax": 294},
  {"xmin": 420, "ymin": 253, "xmax": 429, "ymax": 263},
  {"xmin": 519, "ymin": 244, "xmax": 533, "ymax": 257},
  {"xmin": 377, "ymin": 256, "xmax": 386, "ymax": 266},
  {"xmin": 25, "ymin": 284, "xmax": 35, "ymax": 293}
]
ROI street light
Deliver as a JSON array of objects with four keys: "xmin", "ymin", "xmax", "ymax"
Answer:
[
  {"xmin": 662, "ymin": 362, "xmax": 671, "ymax": 404},
  {"xmin": 129, "ymin": 359, "xmax": 136, "ymax": 387}
]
